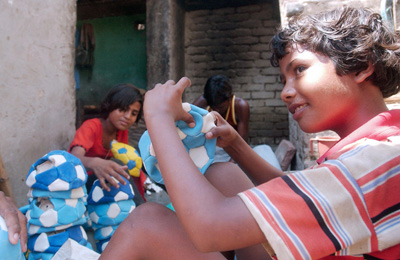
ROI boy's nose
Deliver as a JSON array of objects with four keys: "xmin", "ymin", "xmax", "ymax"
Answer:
[{"xmin": 280, "ymin": 84, "xmax": 296, "ymax": 103}]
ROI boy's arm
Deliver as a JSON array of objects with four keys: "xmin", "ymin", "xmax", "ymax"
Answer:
[
  {"xmin": 235, "ymin": 98, "xmax": 250, "ymax": 143},
  {"xmin": 208, "ymin": 112, "xmax": 284, "ymax": 184},
  {"xmin": 192, "ymin": 95, "xmax": 208, "ymax": 109},
  {"xmin": 144, "ymin": 78, "xmax": 267, "ymax": 252}
]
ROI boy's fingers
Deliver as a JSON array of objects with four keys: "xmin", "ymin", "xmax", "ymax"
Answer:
[
  {"xmin": 211, "ymin": 111, "xmax": 224, "ymax": 125},
  {"xmin": 182, "ymin": 112, "xmax": 195, "ymax": 128},
  {"xmin": 175, "ymin": 77, "xmax": 191, "ymax": 92},
  {"xmin": 17, "ymin": 211, "xmax": 27, "ymax": 252},
  {"xmin": 0, "ymin": 195, "xmax": 24, "ymax": 246}
]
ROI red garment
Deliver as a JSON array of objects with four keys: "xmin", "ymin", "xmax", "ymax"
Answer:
[
  {"xmin": 239, "ymin": 110, "xmax": 400, "ymax": 259},
  {"xmin": 69, "ymin": 118, "xmax": 128, "ymax": 159},
  {"xmin": 69, "ymin": 118, "xmax": 146, "ymax": 199}
]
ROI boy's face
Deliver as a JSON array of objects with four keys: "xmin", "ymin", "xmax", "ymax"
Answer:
[
  {"xmin": 278, "ymin": 47, "xmax": 360, "ymax": 137},
  {"xmin": 211, "ymin": 98, "xmax": 230, "ymax": 116}
]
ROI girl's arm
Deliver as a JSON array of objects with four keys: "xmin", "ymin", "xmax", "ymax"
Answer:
[
  {"xmin": 70, "ymin": 146, "xmax": 130, "ymax": 192},
  {"xmin": 144, "ymin": 78, "xmax": 267, "ymax": 252}
]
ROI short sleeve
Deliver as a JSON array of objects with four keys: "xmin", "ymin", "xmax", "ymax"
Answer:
[
  {"xmin": 69, "ymin": 119, "xmax": 100, "ymax": 153},
  {"xmin": 238, "ymin": 138, "xmax": 400, "ymax": 260}
]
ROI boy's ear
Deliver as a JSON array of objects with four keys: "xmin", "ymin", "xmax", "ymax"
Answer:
[{"xmin": 354, "ymin": 63, "xmax": 374, "ymax": 83}]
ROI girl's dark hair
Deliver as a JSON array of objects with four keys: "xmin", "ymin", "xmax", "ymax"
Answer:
[
  {"xmin": 270, "ymin": 6, "xmax": 400, "ymax": 98},
  {"xmin": 203, "ymin": 75, "xmax": 232, "ymax": 107},
  {"xmin": 100, "ymin": 83, "xmax": 144, "ymax": 122}
]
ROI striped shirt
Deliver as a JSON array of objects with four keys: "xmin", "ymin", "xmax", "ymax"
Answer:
[{"xmin": 238, "ymin": 110, "xmax": 400, "ymax": 260}]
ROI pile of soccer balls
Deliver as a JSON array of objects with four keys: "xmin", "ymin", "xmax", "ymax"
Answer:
[
  {"xmin": 87, "ymin": 176, "xmax": 136, "ymax": 253},
  {"xmin": 139, "ymin": 103, "xmax": 217, "ymax": 184},
  {"xmin": 23, "ymin": 150, "xmax": 91, "ymax": 260}
]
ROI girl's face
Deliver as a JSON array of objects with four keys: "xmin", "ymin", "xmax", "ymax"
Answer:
[
  {"xmin": 279, "ymin": 48, "xmax": 361, "ymax": 137},
  {"xmin": 108, "ymin": 101, "xmax": 141, "ymax": 131}
]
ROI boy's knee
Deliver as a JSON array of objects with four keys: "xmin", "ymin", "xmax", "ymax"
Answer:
[{"xmin": 125, "ymin": 202, "xmax": 171, "ymax": 226}]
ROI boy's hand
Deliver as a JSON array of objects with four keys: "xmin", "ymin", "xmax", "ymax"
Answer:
[
  {"xmin": 205, "ymin": 112, "xmax": 239, "ymax": 148},
  {"xmin": 144, "ymin": 77, "xmax": 195, "ymax": 127},
  {"xmin": 92, "ymin": 158, "xmax": 130, "ymax": 192},
  {"xmin": 0, "ymin": 192, "xmax": 27, "ymax": 252}
]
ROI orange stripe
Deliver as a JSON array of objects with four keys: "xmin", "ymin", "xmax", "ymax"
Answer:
[{"xmin": 244, "ymin": 183, "xmax": 305, "ymax": 259}]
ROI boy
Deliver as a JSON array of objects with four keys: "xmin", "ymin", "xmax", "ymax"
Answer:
[
  {"xmin": 193, "ymin": 75, "xmax": 250, "ymax": 165},
  {"xmin": 100, "ymin": 6, "xmax": 400, "ymax": 259},
  {"xmin": 193, "ymin": 75, "xmax": 250, "ymax": 143}
]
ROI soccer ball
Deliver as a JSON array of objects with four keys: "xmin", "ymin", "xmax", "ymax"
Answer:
[
  {"xmin": 25, "ymin": 150, "xmax": 87, "ymax": 191},
  {"xmin": 27, "ymin": 186, "xmax": 87, "ymax": 200},
  {"xmin": 96, "ymin": 237, "xmax": 111, "ymax": 253},
  {"xmin": 111, "ymin": 141, "xmax": 142, "ymax": 177},
  {"xmin": 88, "ymin": 200, "xmax": 135, "ymax": 226},
  {"xmin": 139, "ymin": 103, "xmax": 216, "ymax": 184},
  {"xmin": 27, "ymin": 215, "xmax": 88, "ymax": 236},
  {"xmin": 27, "ymin": 251, "xmax": 54, "ymax": 260},
  {"xmin": 93, "ymin": 224, "xmax": 118, "ymax": 241},
  {"xmin": 27, "ymin": 225, "xmax": 89, "ymax": 253},
  {"xmin": 87, "ymin": 176, "xmax": 135, "ymax": 205},
  {"xmin": 26, "ymin": 197, "xmax": 86, "ymax": 228}
]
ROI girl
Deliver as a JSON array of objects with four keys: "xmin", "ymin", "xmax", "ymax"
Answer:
[{"xmin": 69, "ymin": 83, "xmax": 146, "ymax": 202}]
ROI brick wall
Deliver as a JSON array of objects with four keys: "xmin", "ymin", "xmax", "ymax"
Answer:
[{"xmin": 182, "ymin": 3, "xmax": 288, "ymax": 147}]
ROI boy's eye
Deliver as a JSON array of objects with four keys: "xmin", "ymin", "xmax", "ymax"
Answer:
[{"xmin": 295, "ymin": 66, "xmax": 307, "ymax": 74}]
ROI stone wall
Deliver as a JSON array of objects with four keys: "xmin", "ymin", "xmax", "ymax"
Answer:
[{"xmin": 182, "ymin": 3, "xmax": 288, "ymax": 147}]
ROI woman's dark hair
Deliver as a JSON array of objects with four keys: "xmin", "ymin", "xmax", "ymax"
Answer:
[
  {"xmin": 100, "ymin": 83, "xmax": 144, "ymax": 122},
  {"xmin": 203, "ymin": 75, "xmax": 232, "ymax": 107},
  {"xmin": 270, "ymin": 6, "xmax": 400, "ymax": 98}
]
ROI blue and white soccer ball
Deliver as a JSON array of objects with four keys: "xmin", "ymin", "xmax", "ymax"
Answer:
[
  {"xmin": 26, "ymin": 197, "xmax": 86, "ymax": 228},
  {"xmin": 28, "ymin": 251, "xmax": 55, "ymax": 260},
  {"xmin": 27, "ymin": 215, "xmax": 88, "ymax": 236},
  {"xmin": 88, "ymin": 200, "xmax": 135, "ymax": 226},
  {"xmin": 139, "ymin": 103, "xmax": 216, "ymax": 184},
  {"xmin": 27, "ymin": 186, "xmax": 87, "ymax": 200},
  {"xmin": 27, "ymin": 225, "xmax": 89, "ymax": 254},
  {"xmin": 87, "ymin": 176, "xmax": 134, "ymax": 205},
  {"xmin": 92, "ymin": 224, "xmax": 118, "ymax": 241},
  {"xmin": 25, "ymin": 150, "xmax": 87, "ymax": 191},
  {"xmin": 96, "ymin": 237, "xmax": 111, "ymax": 253}
]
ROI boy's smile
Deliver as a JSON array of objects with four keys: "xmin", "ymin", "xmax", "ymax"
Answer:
[{"xmin": 279, "ymin": 47, "xmax": 362, "ymax": 137}]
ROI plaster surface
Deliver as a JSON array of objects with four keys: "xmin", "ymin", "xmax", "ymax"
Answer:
[{"xmin": 0, "ymin": 0, "xmax": 77, "ymax": 206}]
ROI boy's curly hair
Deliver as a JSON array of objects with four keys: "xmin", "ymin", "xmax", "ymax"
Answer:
[{"xmin": 270, "ymin": 6, "xmax": 400, "ymax": 98}]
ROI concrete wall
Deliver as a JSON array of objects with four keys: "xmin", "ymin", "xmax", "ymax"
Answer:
[
  {"xmin": 183, "ymin": 2, "xmax": 288, "ymax": 147},
  {"xmin": 0, "ymin": 0, "xmax": 77, "ymax": 206},
  {"xmin": 146, "ymin": 0, "xmax": 186, "ymax": 89}
]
